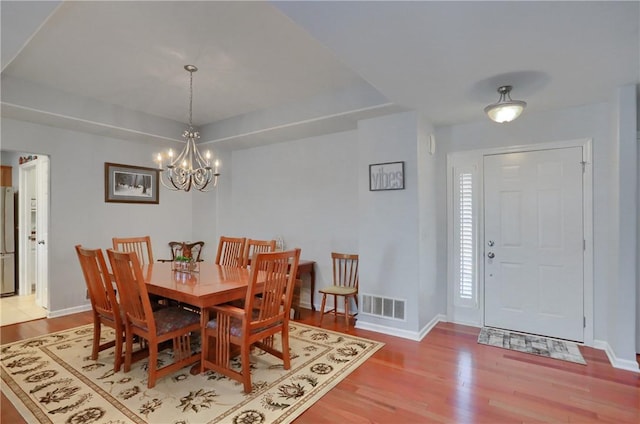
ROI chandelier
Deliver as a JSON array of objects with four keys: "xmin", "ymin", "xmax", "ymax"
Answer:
[{"xmin": 156, "ymin": 65, "xmax": 219, "ymax": 192}]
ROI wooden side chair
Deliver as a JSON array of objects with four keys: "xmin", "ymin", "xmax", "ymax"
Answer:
[
  {"xmin": 107, "ymin": 249, "xmax": 200, "ymax": 388},
  {"xmin": 215, "ymin": 236, "xmax": 246, "ymax": 267},
  {"xmin": 201, "ymin": 248, "xmax": 301, "ymax": 393},
  {"xmin": 242, "ymin": 238, "xmax": 276, "ymax": 268},
  {"xmin": 160, "ymin": 241, "xmax": 205, "ymax": 262},
  {"xmin": 75, "ymin": 245, "xmax": 124, "ymax": 372},
  {"xmin": 113, "ymin": 235, "xmax": 171, "ymax": 306},
  {"xmin": 319, "ymin": 252, "xmax": 359, "ymax": 327},
  {"xmin": 112, "ymin": 236, "xmax": 154, "ymax": 265}
]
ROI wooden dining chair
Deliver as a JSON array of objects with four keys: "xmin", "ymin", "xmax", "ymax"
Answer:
[
  {"xmin": 106, "ymin": 249, "xmax": 200, "ymax": 388},
  {"xmin": 241, "ymin": 238, "xmax": 276, "ymax": 268},
  {"xmin": 319, "ymin": 252, "xmax": 359, "ymax": 327},
  {"xmin": 201, "ymin": 248, "xmax": 301, "ymax": 393},
  {"xmin": 75, "ymin": 245, "xmax": 124, "ymax": 372},
  {"xmin": 215, "ymin": 236, "xmax": 246, "ymax": 267},
  {"xmin": 112, "ymin": 236, "xmax": 154, "ymax": 265},
  {"xmin": 112, "ymin": 235, "xmax": 173, "ymax": 306}
]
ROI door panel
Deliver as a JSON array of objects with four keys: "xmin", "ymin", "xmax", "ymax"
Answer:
[
  {"xmin": 35, "ymin": 156, "xmax": 49, "ymax": 309},
  {"xmin": 484, "ymin": 147, "xmax": 584, "ymax": 342}
]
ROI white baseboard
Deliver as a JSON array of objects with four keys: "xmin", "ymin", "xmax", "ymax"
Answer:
[
  {"xmin": 47, "ymin": 303, "xmax": 92, "ymax": 318},
  {"xmin": 355, "ymin": 314, "xmax": 446, "ymax": 341},
  {"xmin": 593, "ymin": 339, "xmax": 640, "ymax": 373}
]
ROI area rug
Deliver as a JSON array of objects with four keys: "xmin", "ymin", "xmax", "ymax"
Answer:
[
  {"xmin": 477, "ymin": 327, "xmax": 586, "ymax": 365},
  {"xmin": 1, "ymin": 323, "xmax": 384, "ymax": 423}
]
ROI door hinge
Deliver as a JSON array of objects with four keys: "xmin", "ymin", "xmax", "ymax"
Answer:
[
  {"xmin": 583, "ymin": 239, "xmax": 586, "ymax": 251},
  {"xmin": 580, "ymin": 161, "xmax": 587, "ymax": 173},
  {"xmin": 584, "ymin": 316, "xmax": 586, "ymax": 328}
]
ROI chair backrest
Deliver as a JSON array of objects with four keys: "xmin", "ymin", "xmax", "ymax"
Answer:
[
  {"xmin": 75, "ymin": 245, "xmax": 120, "ymax": 322},
  {"xmin": 332, "ymin": 252, "xmax": 359, "ymax": 290},
  {"xmin": 107, "ymin": 249, "xmax": 156, "ymax": 335},
  {"xmin": 244, "ymin": 248, "xmax": 301, "ymax": 328},
  {"xmin": 242, "ymin": 238, "xmax": 276, "ymax": 268},
  {"xmin": 168, "ymin": 241, "xmax": 205, "ymax": 262},
  {"xmin": 112, "ymin": 236, "xmax": 154, "ymax": 265},
  {"xmin": 215, "ymin": 236, "xmax": 246, "ymax": 267}
]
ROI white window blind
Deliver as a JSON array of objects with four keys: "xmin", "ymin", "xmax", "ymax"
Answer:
[
  {"xmin": 453, "ymin": 168, "xmax": 477, "ymax": 307},
  {"xmin": 458, "ymin": 173, "xmax": 474, "ymax": 300}
]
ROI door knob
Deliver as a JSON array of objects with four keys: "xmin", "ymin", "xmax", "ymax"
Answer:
[
  {"xmin": 487, "ymin": 240, "xmax": 495, "ymax": 247},
  {"xmin": 38, "ymin": 240, "xmax": 45, "ymax": 245},
  {"xmin": 487, "ymin": 252, "xmax": 495, "ymax": 259}
]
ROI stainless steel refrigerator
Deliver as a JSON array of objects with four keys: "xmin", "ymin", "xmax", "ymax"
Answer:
[{"xmin": 1, "ymin": 187, "xmax": 16, "ymax": 296}]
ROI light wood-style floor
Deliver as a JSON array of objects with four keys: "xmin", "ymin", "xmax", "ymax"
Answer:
[
  {"xmin": 0, "ymin": 294, "xmax": 47, "ymax": 326},
  {"xmin": 2, "ymin": 310, "xmax": 639, "ymax": 423}
]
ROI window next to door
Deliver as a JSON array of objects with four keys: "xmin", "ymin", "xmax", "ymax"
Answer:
[{"xmin": 447, "ymin": 153, "xmax": 482, "ymax": 326}]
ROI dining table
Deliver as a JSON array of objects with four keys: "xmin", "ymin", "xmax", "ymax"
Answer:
[
  {"xmin": 142, "ymin": 261, "xmax": 262, "ymax": 374},
  {"xmin": 142, "ymin": 261, "xmax": 256, "ymax": 310}
]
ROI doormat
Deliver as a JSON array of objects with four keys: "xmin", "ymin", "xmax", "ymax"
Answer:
[
  {"xmin": 1, "ymin": 322, "xmax": 384, "ymax": 423},
  {"xmin": 477, "ymin": 327, "xmax": 586, "ymax": 365}
]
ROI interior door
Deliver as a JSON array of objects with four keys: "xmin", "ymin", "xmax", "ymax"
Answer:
[
  {"xmin": 35, "ymin": 156, "xmax": 49, "ymax": 309},
  {"xmin": 484, "ymin": 147, "xmax": 584, "ymax": 342}
]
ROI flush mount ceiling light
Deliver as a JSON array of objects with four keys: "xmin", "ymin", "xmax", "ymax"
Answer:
[
  {"xmin": 484, "ymin": 85, "xmax": 527, "ymax": 123},
  {"xmin": 155, "ymin": 65, "xmax": 220, "ymax": 192}
]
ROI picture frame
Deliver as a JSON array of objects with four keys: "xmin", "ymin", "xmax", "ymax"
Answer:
[
  {"xmin": 369, "ymin": 161, "xmax": 405, "ymax": 191},
  {"xmin": 104, "ymin": 162, "xmax": 159, "ymax": 204}
]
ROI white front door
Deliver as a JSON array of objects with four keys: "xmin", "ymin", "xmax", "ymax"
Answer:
[{"xmin": 484, "ymin": 147, "xmax": 584, "ymax": 342}]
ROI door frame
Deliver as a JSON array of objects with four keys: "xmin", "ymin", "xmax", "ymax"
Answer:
[
  {"xmin": 447, "ymin": 138, "xmax": 593, "ymax": 346},
  {"xmin": 18, "ymin": 156, "xmax": 50, "ymax": 310}
]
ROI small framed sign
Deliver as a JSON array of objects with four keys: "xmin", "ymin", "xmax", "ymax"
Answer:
[{"xmin": 369, "ymin": 161, "xmax": 405, "ymax": 191}]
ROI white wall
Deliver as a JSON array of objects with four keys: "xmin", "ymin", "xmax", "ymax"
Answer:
[
  {"xmin": 609, "ymin": 85, "xmax": 637, "ymax": 363},
  {"xmin": 214, "ymin": 130, "xmax": 359, "ymax": 308},
  {"xmin": 1, "ymin": 118, "xmax": 195, "ymax": 313},
  {"xmin": 357, "ymin": 111, "xmax": 443, "ymax": 334}
]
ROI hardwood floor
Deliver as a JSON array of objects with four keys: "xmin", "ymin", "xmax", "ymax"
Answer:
[{"xmin": 2, "ymin": 310, "xmax": 639, "ymax": 423}]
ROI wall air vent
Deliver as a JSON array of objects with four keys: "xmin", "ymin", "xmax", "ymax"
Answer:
[{"xmin": 360, "ymin": 294, "xmax": 406, "ymax": 321}]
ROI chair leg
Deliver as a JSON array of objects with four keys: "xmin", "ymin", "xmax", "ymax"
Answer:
[
  {"xmin": 333, "ymin": 295, "xmax": 338, "ymax": 321},
  {"xmin": 241, "ymin": 343, "xmax": 252, "ymax": 393},
  {"xmin": 124, "ymin": 326, "xmax": 133, "ymax": 373},
  {"xmin": 113, "ymin": 328, "xmax": 123, "ymax": 372},
  {"xmin": 344, "ymin": 296, "xmax": 349, "ymax": 327},
  {"xmin": 92, "ymin": 318, "xmax": 101, "ymax": 360},
  {"xmin": 148, "ymin": 342, "xmax": 158, "ymax": 388},
  {"xmin": 319, "ymin": 294, "xmax": 327, "ymax": 325},
  {"xmin": 200, "ymin": 328, "xmax": 209, "ymax": 374},
  {"xmin": 281, "ymin": 326, "xmax": 291, "ymax": 370}
]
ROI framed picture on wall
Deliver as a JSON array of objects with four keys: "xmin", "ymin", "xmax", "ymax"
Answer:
[
  {"xmin": 369, "ymin": 161, "xmax": 405, "ymax": 191},
  {"xmin": 104, "ymin": 162, "xmax": 159, "ymax": 204}
]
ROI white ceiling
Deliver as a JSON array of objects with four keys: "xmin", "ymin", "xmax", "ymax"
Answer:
[{"xmin": 1, "ymin": 1, "xmax": 638, "ymax": 149}]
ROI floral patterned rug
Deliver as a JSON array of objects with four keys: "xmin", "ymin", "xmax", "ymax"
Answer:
[
  {"xmin": 477, "ymin": 327, "xmax": 586, "ymax": 365},
  {"xmin": 1, "ymin": 323, "xmax": 384, "ymax": 423}
]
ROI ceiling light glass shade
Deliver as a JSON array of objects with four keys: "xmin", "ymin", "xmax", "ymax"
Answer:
[
  {"xmin": 156, "ymin": 65, "xmax": 219, "ymax": 192},
  {"xmin": 484, "ymin": 85, "xmax": 527, "ymax": 123}
]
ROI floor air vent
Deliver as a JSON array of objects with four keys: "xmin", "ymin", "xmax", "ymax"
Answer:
[{"xmin": 361, "ymin": 294, "xmax": 406, "ymax": 321}]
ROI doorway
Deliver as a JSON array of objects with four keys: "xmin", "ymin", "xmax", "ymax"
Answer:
[
  {"xmin": 0, "ymin": 151, "xmax": 49, "ymax": 325},
  {"xmin": 19, "ymin": 155, "xmax": 49, "ymax": 309}
]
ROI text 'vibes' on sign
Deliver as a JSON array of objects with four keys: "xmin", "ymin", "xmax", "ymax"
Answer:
[{"xmin": 369, "ymin": 162, "xmax": 404, "ymax": 191}]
